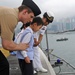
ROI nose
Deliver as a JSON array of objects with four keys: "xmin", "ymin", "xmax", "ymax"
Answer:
[
  {"xmin": 27, "ymin": 19, "xmax": 33, "ymax": 23},
  {"xmin": 30, "ymin": 18, "xmax": 33, "ymax": 22}
]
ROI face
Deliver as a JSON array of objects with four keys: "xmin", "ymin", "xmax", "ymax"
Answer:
[
  {"xmin": 42, "ymin": 18, "xmax": 49, "ymax": 26},
  {"xmin": 33, "ymin": 23, "xmax": 42, "ymax": 32},
  {"xmin": 21, "ymin": 10, "xmax": 34, "ymax": 24}
]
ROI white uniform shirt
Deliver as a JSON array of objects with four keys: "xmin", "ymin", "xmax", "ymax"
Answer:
[{"xmin": 34, "ymin": 26, "xmax": 47, "ymax": 41}]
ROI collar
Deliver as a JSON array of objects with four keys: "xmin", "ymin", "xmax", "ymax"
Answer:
[{"xmin": 26, "ymin": 27, "xmax": 33, "ymax": 34}]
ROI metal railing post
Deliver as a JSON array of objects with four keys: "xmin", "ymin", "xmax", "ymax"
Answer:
[{"xmin": 45, "ymin": 30, "xmax": 50, "ymax": 62}]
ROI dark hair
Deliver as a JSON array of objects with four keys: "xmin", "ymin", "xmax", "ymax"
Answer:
[
  {"xmin": 31, "ymin": 17, "xmax": 43, "ymax": 26},
  {"xmin": 20, "ymin": 22, "xmax": 31, "ymax": 30},
  {"xmin": 18, "ymin": 5, "xmax": 33, "ymax": 13},
  {"xmin": 12, "ymin": 33, "xmax": 15, "ymax": 41}
]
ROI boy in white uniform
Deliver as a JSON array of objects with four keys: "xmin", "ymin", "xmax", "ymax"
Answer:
[{"xmin": 33, "ymin": 12, "xmax": 54, "ymax": 72}]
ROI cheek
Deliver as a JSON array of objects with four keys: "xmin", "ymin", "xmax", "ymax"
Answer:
[
  {"xmin": 34, "ymin": 28, "xmax": 38, "ymax": 32},
  {"xmin": 27, "ymin": 16, "xmax": 31, "ymax": 22},
  {"xmin": 43, "ymin": 19, "xmax": 46, "ymax": 23},
  {"xmin": 23, "ymin": 16, "xmax": 26, "ymax": 21},
  {"xmin": 37, "ymin": 28, "xmax": 40, "ymax": 31},
  {"xmin": 23, "ymin": 17, "xmax": 28, "ymax": 24},
  {"xmin": 24, "ymin": 14, "xmax": 29, "ymax": 20}
]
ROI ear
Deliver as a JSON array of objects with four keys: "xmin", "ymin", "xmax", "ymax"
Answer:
[{"xmin": 22, "ymin": 9, "xmax": 28, "ymax": 15}]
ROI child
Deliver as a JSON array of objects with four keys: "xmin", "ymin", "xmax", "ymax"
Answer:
[
  {"xmin": 10, "ymin": 22, "xmax": 31, "ymax": 55},
  {"xmin": 33, "ymin": 12, "xmax": 54, "ymax": 73},
  {"xmin": 16, "ymin": 17, "xmax": 43, "ymax": 75}
]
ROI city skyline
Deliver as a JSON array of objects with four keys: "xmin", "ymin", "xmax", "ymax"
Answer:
[
  {"xmin": 0, "ymin": 0, "xmax": 75, "ymax": 19},
  {"xmin": 47, "ymin": 16, "xmax": 75, "ymax": 33}
]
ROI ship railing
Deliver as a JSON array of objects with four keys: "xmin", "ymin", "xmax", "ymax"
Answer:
[{"xmin": 42, "ymin": 48, "xmax": 75, "ymax": 75}]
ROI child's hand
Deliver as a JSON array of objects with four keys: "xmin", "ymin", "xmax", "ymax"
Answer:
[
  {"xmin": 34, "ymin": 41, "xmax": 40, "ymax": 46},
  {"xmin": 24, "ymin": 57, "xmax": 30, "ymax": 63}
]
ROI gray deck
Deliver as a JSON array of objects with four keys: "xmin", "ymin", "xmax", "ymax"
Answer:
[
  {"xmin": 8, "ymin": 55, "xmax": 21, "ymax": 75},
  {"xmin": 7, "ymin": 49, "xmax": 56, "ymax": 75}
]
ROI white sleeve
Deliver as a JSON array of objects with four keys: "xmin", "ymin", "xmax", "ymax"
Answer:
[
  {"xmin": 21, "ymin": 33, "xmax": 32, "ymax": 58},
  {"xmin": 14, "ymin": 32, "xmax": 22, "ymax": 44},
  {"xmin": 34, "ymin": 32, "xmax": 37, "ymax": 38},
  {"xmin": 14, "ymin": 33, "xmax": 20, "ymax": 43},
  {"xmin": 40, "ymin": 26, "xmax": 47, "ymax": 35},
  {"xmin": 21, "ymin": 51, "xmax": 27, "ymax": 57}
]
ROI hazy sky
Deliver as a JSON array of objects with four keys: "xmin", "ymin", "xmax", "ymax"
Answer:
[{"xmin": 0, "ymin": 0, "xmax": 75, "ymax": 19}]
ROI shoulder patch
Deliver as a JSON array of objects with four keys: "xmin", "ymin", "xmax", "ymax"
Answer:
[{"xmin": 41, "ymin": 27, "xmax": 45, "ymax": 30}]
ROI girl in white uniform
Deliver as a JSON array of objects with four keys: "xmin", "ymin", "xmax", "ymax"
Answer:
[
  {"xmin": 33, "ymin": 12, "xmax": 54, "ymax": 72},
  {"xmin": 33, "ymin": 26, "xmax": 47, "ymax": 72}
]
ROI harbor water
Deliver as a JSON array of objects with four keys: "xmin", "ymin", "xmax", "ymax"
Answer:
[{"xmin": 41, "ymin": 32, "xmax": 75, "ymax": 67}]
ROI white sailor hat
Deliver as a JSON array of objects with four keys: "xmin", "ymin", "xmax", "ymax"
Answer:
[
  {"xmin": 43, "ymin": 12, "xmax": 54, "ymax": 23},
  {"xmin": 22, "ymin": 0, "xmax": 41, "ymax": 16}
]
